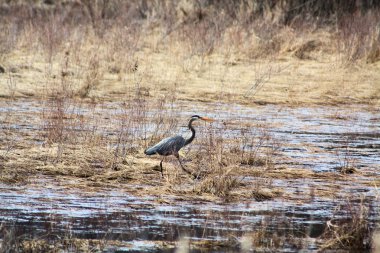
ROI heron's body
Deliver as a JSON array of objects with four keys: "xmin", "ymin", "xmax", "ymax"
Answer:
[
  {"xmin": 144, "ymin": 115, "xmax": 213, "ymax": 177},
  {"xmin": 144, "ymin": 135, "xmax": 186, "ymax": 156}
]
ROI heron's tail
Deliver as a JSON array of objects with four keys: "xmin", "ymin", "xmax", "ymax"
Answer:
[{"xmin": 144, "ymin": 147, "xmax": 157, "ymax": 155}]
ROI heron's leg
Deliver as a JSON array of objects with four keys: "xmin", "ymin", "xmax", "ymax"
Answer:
[
  {"xmin": 175, "ymin": 153, "xmax": 194, "ymax": 178},
  {"xmin": 160, "ymin": 158, "xmax": 164, "ymax": 178}
]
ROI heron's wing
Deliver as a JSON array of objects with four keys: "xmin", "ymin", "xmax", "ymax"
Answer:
[{"xmin": 145, "ymin": 135, "xmax": 185, "ymax": 156}]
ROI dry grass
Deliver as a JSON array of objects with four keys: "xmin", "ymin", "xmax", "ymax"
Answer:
[
  {"xmin": 0, "ymin": 2, "xmax": 379, "ymax": 106},
  {"xmin": 320, "ymin": 197, "xmax": 374, "ymax": 250}
]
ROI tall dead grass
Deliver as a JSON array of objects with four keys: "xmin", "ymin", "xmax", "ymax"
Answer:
[
  {"xmin": 321, "ymin": 197, "xmax": 375, "ymax": 250},
  {"xmin": 1, "ymin": 1, "xmax": 379, "ymax": 76},
  {"xmin": 0, "ymin": 0, "xmax": 378, "ymax": 106},
  {"xmin": 174, "ymin": 120, "xmax": 283, "ymax": 200},
  {"xmin": 336, "ymin": 11, "xmax": 380, "ymax": 65}
]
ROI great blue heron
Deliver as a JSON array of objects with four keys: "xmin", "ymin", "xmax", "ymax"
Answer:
[{"xmin": 144, "ymin": 115, "xmax": 214, "ymax": 177}]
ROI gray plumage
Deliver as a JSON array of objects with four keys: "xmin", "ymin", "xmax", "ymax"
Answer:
[{"xmin": 144, "ymin": 135, "xmax": 186, "ymax": 156}]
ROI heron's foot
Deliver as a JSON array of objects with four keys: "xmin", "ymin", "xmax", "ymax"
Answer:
[
  {"xmin": 190, "ymin": 173, "xmax": 199, "ymax": 180},
  {"xmin": 192, "ymin": 173, "xmax": 202, "ymax": 180}
]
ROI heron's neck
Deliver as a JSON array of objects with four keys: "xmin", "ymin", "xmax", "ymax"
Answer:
[{"xmin": 184, "ymin": 118, "xmax": 196, "ymax": 146}]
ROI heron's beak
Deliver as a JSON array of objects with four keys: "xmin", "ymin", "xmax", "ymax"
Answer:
[{"xmin": 200, "ymin": 117, "xmax": 214, "ymax": 122}]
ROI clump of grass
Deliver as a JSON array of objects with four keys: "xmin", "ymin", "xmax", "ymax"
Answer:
[
  {"xmin": 0, "ymin": 22, "xmax": 18, "ymax": 62},
  {"xmin": 185, "ymin": 123, "xmax": 241, "ymax": 198},
  {"xmin": 77, "ymin": 53, "xmax": 103, "ymax": 98},
  {"xmin": 320, "ymin": 197, "xmax": 374, "ymax": 250},
  {"xmin": 0, "ymin": 222, "xmax": 109, "ymax": 252},
  {"xmin": 334, "ymin": 165, "xmax": 357, "ymax": 174},
  {"xmin": 41, "ymin": 96, "xmax": 67, "ymax": 145},
  {"xmin": 366, "ymin": 27, "xmax": 380, "ymax": 63},
  {"xmin": 0, "ymin": 222, "xmax": 22, "ymax": 252},
  {"xmin": 177, "ymin": 119, "xmax": 282, "ymax": 200},
  {"xmin": 196, "ymin": 167, "xmax": 241, "ymax": 198},
  {"xmin": 251, "ymin": 186, "xmax": 281, "ymax": 202},
  {"xmin": 0, "ymin": 170, "xmax": 28, "ymax": 184},
  {"xmin": 333, "ymin": 136, "xmax": 359, "ymax": 174},
  {"xmin": 238, "ymin": 125, "xmax": 279, "ymax": 169},
  {"xmin": 241, "ymin": 216, "xmax": 306, "ymax": 251}
]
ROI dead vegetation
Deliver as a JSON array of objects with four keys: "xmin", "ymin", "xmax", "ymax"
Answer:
[
  {"xmin": 0, "ymin": 1, "xmax": 379, "ymax": 105},
  {"xmin": 320, "ymin": 197, "xmax": 374, "ymax": 251}
]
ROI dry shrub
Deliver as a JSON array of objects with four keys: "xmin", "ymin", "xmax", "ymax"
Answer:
[
  {"xmin": 242, "ymin": 216, "xmax": 304, "ymax": 250},
  {"xmin": 0, "ymin": 22, "xmax": 18, "ymax": 62},
  {"xmin": 223, "ymin": 21, "xmax": 281, "ymax": 59},
  {"xmin": 41, "ymin": 96, "xmax": 81, "ymax": 145},
  {"xmin": 41, "ymin": 96, "xmax": 66, "ymax": 145},
  {"xmin": 41, "ymin": 85, "xmax": 106, "ymax": 166},
  {"xmin": 292, "ymin": 39, "xmax": 322, "ymax": 59},
  {"xmin": 321, "ymin": 197, "xmax": 374, "ymax": 250},
  {"xmin": 111, "ymin": 97, "xmax": 149, "ymax": 168},
  {"xmin": 196, "ymin": 167, "xmax": 241, "ymax": 198},
  {"xmin": 366, "ymin": 26, "xmax": 380, "ymax": 63},
  {"xmin": 188, "ymin": 121, "xmax": 280, "ymax": 199},
  {"xmin": 182, "ymin": 122, "xmax": 240, "ymax": 197},
  {"xmin": 0, "ymin": 222, "xmax": 109, "ymax": 253},
  {"xmin": 337, "ymin": 11, "xmax": 380, "ymax": 65},
  {"xmin": 222, "ymin": 26, "xmax": 246, "ymax": 54},
  {"xmin": 245, "ymin": 230, "xmax": 285, "ymax": 250},
  {"xmin": 251, "ymin": 23, "xmax": 284, "ymax": 58},
  {"xmin": 239, "ymin": 125, "xmax": 271, "ymax": 166},
  {"xmin": 333, "ymin": 136, "xmax": 359, "ymax": 174},
  {"xmin": 0, "ymin": 104, "xmax": 17, "ymax": 160},
  {"xmin": 31, "ymin": 10, "xmax": 75, "ymax": 63},
  {"xmin": 77, "ymin": 52, "xmax": 103, "ymax": 98},
  {"xmin": 0, "ymin": 170, "xmax": 28, "ymax": 184},
  {"xmin": 173, "ymin": 12, "xmax": 227, "ymax": 72},
  {"xmin": 244, "ymin": 59, "xmax": 290, "ymax": 98},
  {"xmin": 81, "ymin": 0, "xmax": 110, "ymax": 31},
  {"xmin": 40, "ymin": 66, "xmax": 155, "ymax": 173},
  {"xmin": 105, "ymin": 25, "xmax": 140, "ymax": 79}
]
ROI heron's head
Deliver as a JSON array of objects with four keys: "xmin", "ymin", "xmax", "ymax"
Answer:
[{"xmin": 191, "ymin": 115, "xmax": 214, "ymax": 122}]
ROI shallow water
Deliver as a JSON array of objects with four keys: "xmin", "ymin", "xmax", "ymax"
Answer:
[
  {"xmin": 1, "ymin": 178, "xmax": 378, "ymax": 252},
  {"xmin": 0, "ymin": 179, "xmax": 344, "ymax": 251},
  {"xmin": 181, "ymin": 102, "xmax": 380, "ymax": 173},
  {"xmin": 0, "ymin": 99, "xmax": 379, "ymax": 252}
]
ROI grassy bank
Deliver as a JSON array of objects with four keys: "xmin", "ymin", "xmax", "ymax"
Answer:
[{"xmin": 0, "ymin": 0, "xmax": 379, "ymax": 105}]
